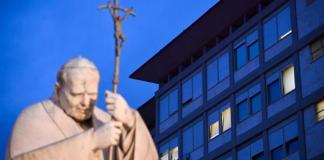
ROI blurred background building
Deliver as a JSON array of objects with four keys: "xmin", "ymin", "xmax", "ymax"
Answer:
[{"xmin": 135, "ymin": 0, "xmax": 324, "ymax": 159}]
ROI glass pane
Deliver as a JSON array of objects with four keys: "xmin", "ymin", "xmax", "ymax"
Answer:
[
  {"xmin": 268, "ymin": 80, "xmax": 281, "ymax": 104},
  {"xmin": 219, "ymin": 52, "xmax": 229, "ymax": 80},
  {"xmin": 160, "ymin": 97, "xmax": 169, "ymax": 122},
  {"xmin": 248, "ymin": 41, "xmax": 259, "ymax": 60},
  {"xmin": 170, "ymin": 147, "xmax": 179, "ymax": 160},
  {"xmin": 193, "ymin": 121, "xmax": 203, "ymax": 149},
  {"xmin": 282, "ymin": 66, "xmax": 295, "ymax": 95},
  {"xmin": 252, "ymin": 152, "xmax": 265, "ymax": 160},
  {"xmin": 263, "ymin": 17, "xmax": 277, "ymax": 49},
  {"xmin": 222, "ymin": 107, "xmax": 232, "ymax": 132},
  {"xmin": 182, "ymin": 79, "xmax": 192, "ymax": 104},
  {"xmin": 238, "ymin": 100, "xmax": 249, "ymax": 122},
  {"xmin": 207, "ymin": 59, "xmax": 218, "ymax": 89},
  {"xmin": 160, "ymin": 152, "xmax": 169, "ymax": 160},
  {"xmin": 287, "ymin": 138, "xmax": 299, "ymax": 155},
  {"xmin": 169, "ymin": 90, "xmax": 178, "ymax": 115},
  {"xmin": 183, "ymin": 128, "xmax": 193, "ymax": 156},
  {"xmin": 193, "ymin": 72, "xmax": 203, "ymax": 99},
  {"xmin": 277, "ymin": 7, "xmax": 291, "ymax": 39},
  {"xmin": 316, "ymin": 100, "xmax": 324, "ymax": 121},
  {"xmin": 251, "ymin": 94, "xmax": 262, "ymax": 114},
  {"xmin": 236, "ymin": 45, "xmax": 247, "ymax": 69},
  {"xmin": 271, "ymin": 145, "xmax": 283, "ymax": 160},
  {"xmin": 209, "ymin": 121, "xmax": 219, "ymax": 139}
]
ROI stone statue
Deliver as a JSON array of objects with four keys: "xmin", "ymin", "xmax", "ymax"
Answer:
[{"xmin": 6, "ymin": 57, "xmax": 158, "ymax": 160}]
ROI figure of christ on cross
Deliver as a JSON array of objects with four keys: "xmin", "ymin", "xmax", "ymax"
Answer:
[{"xmin": 98, "ymin": 0, "xmax": 136, "ymax": 93}]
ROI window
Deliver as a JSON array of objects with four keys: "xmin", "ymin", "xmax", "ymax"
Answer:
[
  {"xmin": 310, "ymin": 36, "xmax": 324, "ymax": 61},
  {"xmin": 183, "ymin": 121, "xmax": 204, "ymax": 159},
  {"xmin": 222, "ymin": 108, "xmax": 231, "ymax": 132},
  {"xmin": 286, "ymin": 137, "xmax": 299, "ymax": 155},
  {"xmin": 160, "ymin": 138, "xmax": 179, "ymax": 160},
  {"xmin": 269, "ymin": 121, "xmax": 299, "ymax": 159},
  {"xmin": 182, "ymin": 71, "xmax": 202, "ymax": 106},
  {"xmin": 208, "ymin": 106, "xmax": 231, "ymax": 140},
  {"xmin": 252, "ymin": 152, "xmax": 265, "ymax": 160},
  {"xmin": 263, "ymin": 6, "xmax": 292, "ymax": 49},
  {"xmin": 282, "ymin": 66, "xmax": 295, "ymax": 95},
  {"xmin": 160, "ymin": 89, "xmax": 178, "ymax": 123},
  {"xmin": 267, "ymin": 65, "xmax": 295, "ymax": 104},
  {"xmin": 315, "ymin": 100, "xmax": 324, "ymax": 121},
  {"xmin": 271, "ymin": 145, "xmax": 284, "ymax": 160},
  {"xmin": 235, "ymin": 30, "xmax": 259, "ymax": 69},
  {"xmin": 207, "ymin": 52, "xmax": 229, "ymax": 89},
  {"xmin": 238, "ymin": 93, "xmax": 262, "ymax": 122}
]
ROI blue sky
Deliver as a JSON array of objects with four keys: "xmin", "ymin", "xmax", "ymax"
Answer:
[{"xmin": 0, "ymin": 0, "xmax": 218, "ymax": 157}]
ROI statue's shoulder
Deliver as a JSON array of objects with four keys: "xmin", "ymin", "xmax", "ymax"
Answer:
[{"xmin": 19, "ymin": 99, "xmax": 50, "ymax": 116}]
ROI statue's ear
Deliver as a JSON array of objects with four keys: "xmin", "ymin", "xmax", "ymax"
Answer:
[{"xmin": 55, "ymin": 82, "xmax": 61, "ymax": 96}]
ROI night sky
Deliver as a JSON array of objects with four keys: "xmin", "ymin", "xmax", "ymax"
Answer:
[{"xmin": 0, "ymin": 0, "xmax": 219, "ymax": 158}]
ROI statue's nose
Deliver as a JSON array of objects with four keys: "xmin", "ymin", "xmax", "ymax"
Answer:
[{"xmin": 81, "ymin": 94, "xmax": 90, "ymax": 107}]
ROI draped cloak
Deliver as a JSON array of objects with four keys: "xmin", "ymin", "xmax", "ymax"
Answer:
[{"xmin": 6, "ymin": 99, "xmax": 158, "ymax": 160}]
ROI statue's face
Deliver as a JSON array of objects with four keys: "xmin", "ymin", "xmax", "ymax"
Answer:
[{"xmin": 58, "ymin": 69, "xmax": 99, "ymax": 122}]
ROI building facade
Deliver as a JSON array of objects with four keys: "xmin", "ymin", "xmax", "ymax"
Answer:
[{"xmin": 134, "ymin": 0, "xmax": 324, "ymax": 159}]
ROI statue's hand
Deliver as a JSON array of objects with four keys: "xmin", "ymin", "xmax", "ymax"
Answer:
[
  {"xmin": 91, "ymin": 121, "xmax": 122, "ymax": 150},
  {"xmin": 105, "ymin": 90, "xmax": 135, "ymax": 129}
]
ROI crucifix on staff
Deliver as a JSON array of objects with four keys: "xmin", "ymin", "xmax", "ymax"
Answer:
[{"xmin": 98, "ymin": 0, "xmax": 136, "ymax": 93}]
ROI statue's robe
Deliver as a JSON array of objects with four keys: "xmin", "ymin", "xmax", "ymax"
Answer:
[{"xmin": 7, "ymin": 99, "xmax": 158, "ymax": 160}]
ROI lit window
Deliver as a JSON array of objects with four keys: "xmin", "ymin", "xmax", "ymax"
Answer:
[
  {"xmin": 267, "ymin": 65, "xmax": 296, "ymax": 105},
  {"xmin": 282, "ymin": 66, "xmax": 295, "ymax": 95},
  {"xmin": 208, "ymin": 106, "xmax": 231, "ymax": 140},
  {"xmin": 222, "ymin": 108, "xmax": 231, "ymax": 132},
  {"xmin": 170, "ymin": 147, "xmax": 179, "ymax": 160},
  {"xmin": 310, "ymin": 36, "xmax": 324, "ymax": 61},
  {"xmin": 160, "ymin": 152, "xmax": 168, "ymax": 160},
  {"xmin": 209, "ymin": 121, "xmax": 219, "ymax": 139},
  {"xmin": 263, "ymin": 6, "xmax": 292, "ymax": 49},
  {"xmin": 315, "ymin": 100, "xmax": 324, "ymax": 121}
]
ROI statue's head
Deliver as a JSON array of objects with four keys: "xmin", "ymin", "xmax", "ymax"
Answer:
[{"xmin": 55, "ymin": 56, "xmax": 100, "ymax": 122}]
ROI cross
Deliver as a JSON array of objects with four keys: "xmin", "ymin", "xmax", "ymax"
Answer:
[{"xmin": 98, "ymin": 0, "xmax": 136, "ymax": 93}]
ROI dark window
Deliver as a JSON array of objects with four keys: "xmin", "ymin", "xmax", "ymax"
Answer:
[
  {"xmin": 183, "ymin": 121, "xmax": 204, "ymax": 158},
  {"xmin": 237, "ymin": 93, "xmax": 262, "ymax": 122},
  {"xmin": 263, "ymin": 6, "xmax": 292, "ymax": 49},
  {"xmin": 235, "ymin": 30, "xmax": 259, "ymax": 70},
  {"xmin": 268, "ymin": 80, "xmax": 281, "ymax": 104},
  {"xmin": 249, "ymin": 41, "xmax": 259, "ymax": 60},
  {"xmin": 207, "ymin": 52, "xmax": 229, "ymax": 89},
  {"xmin": 286, "ymin": 138, "xmax": 299, "ymax": 155},
  {"xmin": 238, "ymin": 100, "xmax": 249, "ymax": 122},
  {"xmin": 182, "ymin": 71, "xmax": 202, "ymax": 106},
  {"xmin": 310, "ymin": 36, "xmax": 324, "ymax": 61},
  {"xmin": 252, "ymin": 152, "xmax": 265, "ymax": 160},
  {"xmin": 160, "ymin": 89, "xmax": 178, "ymax": 123},
  {"xmin": 251, "ymin": 94, "xmax": 262, "ymax": 114},
  {"xmin": 271, "ymin": 145, "xmax": 284, "ymax": 160},
  {"xmin": 236, "ymin": 44, "xmax": 248, "ymax": 69}
]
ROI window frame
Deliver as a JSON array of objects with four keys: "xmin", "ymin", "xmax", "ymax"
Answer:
[
  {"xmin": 267, "ymin": 65, "xmax": 296, "ymax": 105},
  {"xmin": 206, "ymin": 51, "xmax": 230, "ymax": 90},
  {"xmin": 208, "ymin": 106, "xmax": 232, "ymax": 140},
  {"xmin": 182, "ymin": 120, "xmax": 204, "ymax": 159},
  {"xmin": 159, "ymin": 87, "xmax": 179, "ymax": 123},
  {"xmin": 237, "ymin": 92, "xmax": 262, "ymax": 122},
  {"xmin": 181, "ymin": 70, "xmax": 203, "ymax": 107},
  {"xmin": 263, "ymin": 5, "xmax": 292, "ymax": 50}
]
